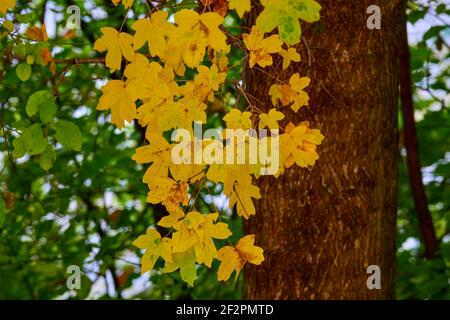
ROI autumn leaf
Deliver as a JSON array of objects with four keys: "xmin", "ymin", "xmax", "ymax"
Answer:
[
  {"xmin": 111, "ymin": 0, "xmax": 134, "ymax": 9},
  {"xmin": 133, "ymin": 228, "xmax": 172, "ymax": 274},
  {"xmin": 243, "ymin": 26, "xmax": 282, "ymax": 68},
  {"xmin": 223, "ymin": 109, "xmax": 253, "ymax": 129},
  {"xmin": 280, "ymin": 122, "xmax": 324, "ymax": 168},
  {"xmin": 40, "ymin": 47, "xmax": 52, "ymax": 65},
  {"xmin": 194, "ymin": 64, "xmax": 226, "ymax": 101},
  {"xmin": 229, "ymin": 0, "xmax": 251, "ymax": 17},
  {"xmin": 132, "ymin": 133, "xmax": 174, "ymax": 181},
  {"xmin": 124, "ymin": 53, "xmax": 164, "ymax": 100},
  {"xmin": 170, "ymin": 9, "xmax": 227, "ymax": 69},
  {"xmin": 217, "ymin": 234, "xmax": 264, "ymax": 281},
  {"xmin": 131, "ymin": 11, "xmax": 175, "ymax": 58},
  {"xmin": 163, "ymin": 248, "xmax": 197, "ymax": 286},
  {"xmin": 26, "ymin": 25, "xmax": 48, "ymax": 41},
  {"xmin": 256, "ymin": 0, "xmax": 321, "ymax": 45},
  {"xmin": 0, "ymin": 0, "xmax": 15, "ymax": 14},
  {"xmin": 259, "ymin": 108, "xmax": 285, "ymax": 129},
  {"xmin": 280, "ymin": 47, "xmax": 301, "ymax": 70},
  {"xmin": 269, "ymin": 73, "xmax": 311, "ymax": 112},
  {"xmin": 97, "ymin": 80, "xmax": 137, "ymax": 128},
  {"xmin": 172, "ymin": 212, "xmax": 232, "ymax": 268},
  {"xmin": 200, "ymin": 0, "xmax": 228, "ymax": 16},
  {"xmin": 93, "ymin": 27, "xmax": 135, "ymax": 72},
  {"xmin": 157, "ymin": 98, "xmax": 207, "ymax": 132},
  {"xmin": 229, "ymin": 178, "xmax": 261, "ymax": 219},
  {"xmin": 145, "ymin": 177, "xmax": 189, "ymax": 223}
]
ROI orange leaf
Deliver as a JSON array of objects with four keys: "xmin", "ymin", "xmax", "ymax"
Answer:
[
  {"xmin": 200, "ymin": 0, "xmax": 228, "ymax": 17},
  {"xmin": 26, "ymin": 25, "xmax": 48, "ymax": 42},
  {"xmin": 40, "ymin": 47, "xmax": 52, "ymax": 65}
]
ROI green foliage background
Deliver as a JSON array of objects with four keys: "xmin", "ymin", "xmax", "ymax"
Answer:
[{"xmin": 0, "ymin": 0, "xmax": 449, "ymax": 299}]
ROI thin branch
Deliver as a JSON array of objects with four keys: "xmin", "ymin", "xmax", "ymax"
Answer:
[{"xmin": 400, "ymin": 17, "xmax": 439, "ymax": 259}]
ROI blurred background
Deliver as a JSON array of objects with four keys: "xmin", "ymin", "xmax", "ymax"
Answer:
[{"xmin": 0, "ymin": 0, "xmax": 449, "ymax": 299}]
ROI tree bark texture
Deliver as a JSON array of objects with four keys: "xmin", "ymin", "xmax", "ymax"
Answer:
[{"xmin": 244, "ymin": 0, "xmax": 404, "ymax": 299}]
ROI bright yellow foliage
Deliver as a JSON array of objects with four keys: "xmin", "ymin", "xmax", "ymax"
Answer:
[
  {"xmin": 280, "ymin": 122, "xmax": 324, "ymax": 168},
  {"xmin": 97, "ymin": 80, "xmax": 137, "ymax": 128},
  {"xmin": 131, "ymin": 11, "xmax": 175, "ymax": 58},
  {"xmin": 217, "ymin": 234, "xmax": 264, "ymax": 281},
  {"xmin": 269, "ymin": 73, "xmax": 311, "ymax": 112},
  {"xmin": 94, "ymin": 27, "xmax": 135, "ymax": 72},
  {"xmin": 259, "ymin": 108, "xmax": 285, "ymax": 129},
  {"xmin": 0, "ymin": 0, "xmax": 15, "ymax": 14},
  {"xmin": 280, "ymin": 47, "xmax": 301, "ymax": 70},
  {"xmin": 243, "ymin": 26, "xmax": 282, "ymax": 68},
  {"xmin": 132, "ymin": 228, "xmax": 172, "ymax": 274},
  {"xmin": 229, "ymin": 0, "xmax": 251, "ymax": 17},
  {"xmin": 223, "ymin": 109, "xmax": 253, "ymax": 129},
  {"xmin": 94, "ymin": 1, "xmax": 324, "ymax": 287},
  {"xmin": 112, "ymin": 0, "xmax": 134, "ymax": 9}
]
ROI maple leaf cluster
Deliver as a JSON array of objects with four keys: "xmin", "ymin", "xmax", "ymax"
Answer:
[{"xmin": 94, "ymin": 0, "xmax": 323, "ymax": 285}]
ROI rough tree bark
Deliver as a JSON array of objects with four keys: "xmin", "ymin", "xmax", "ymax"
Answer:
[{"xmin": 244, "ymin": 0, "xmax": 404, "ymax": 299}]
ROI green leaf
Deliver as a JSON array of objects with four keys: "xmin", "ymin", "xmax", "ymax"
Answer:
[
  {"xmin": 12, "ymin": 123, "xmax": 47, "ymax": 158},
  {"xmin": 26, "ymin": 55, "xmax": 35, "ymax": 65},
  {"xmin": 163, "ymin": 248, "xmax": 197, "ymax": 286},
  {"xmin": 16, "ymin": 13, "xmax": 35, "ymax": 23},
  {"xmin": 13, "ymin": 43, "xmax": 27, "ymax": 58},
  {"xmin": 16, "ymin": 63, "xmax": 31, "ymax": 81},
  {"xmin": 55, "ymin": 120, "xmax": 83, "ymax": 151},
  {"xmin": 39, "ymin": 144, "xmax": 56, "ymax": 171},
  {"xmin": 257, "ymin": 0, "xmax": 321, "ymax": 45},
  {"xmin": 39, "ymin": 99, "xmax": 57, "ymax": 124},
  {"xmin": 26, "ymin": 90, "xmax": 56, "ymax": 118}
]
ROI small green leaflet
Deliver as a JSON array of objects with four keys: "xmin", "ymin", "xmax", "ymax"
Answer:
[
  {"xmin": 12, "ymin": 123, "xmax": 47, "ymax": 158},
  {"xmin": 163, "ymin": 248, "xmax": 197, "ymax": 286},
  {"xmin": 39, "ymin": 144, "xmax": 56, "ymax": 171},
  {"xmin": 16, "ymin": 62, "xmax": 31, "ymax": 81},
  {"xmin": 55, "ymin": 120, "xmax": 83, "ymax": 151},
  {"xmin": 256, "ymin": 0, "xmax": 321, "ymax": 45},
  {"xmin": 25, "ymin": 90, "xmax": 57, "ymax": 123}
]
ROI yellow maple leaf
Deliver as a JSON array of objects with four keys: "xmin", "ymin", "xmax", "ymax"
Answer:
[
  {"xmin": 131, "ymin": 11, "xmax": 175, "ymax": 58},
  {"xmin": 0, "ymin": 0, "xmax": 15, "ymax": 14},
  {"xmin": 212, "ymin": 49, "xmax": 230, "ymax": 72},
  {"xmin": 229, "ymin": 0, "xmax": 251, "ymax": 17},
  {"xmin": 280, "ymin": 47, "xmax": 301, "ymax": 70},
  {"xmin": 111, "ymin": 0, "xmax": 134, "ymax": 9},
  {"xmin": 217, "ymin": 234, "xmax": 264, "ymax": 282},
  {"xmin": 258, "ymin": 108, "xmax": 285, "ymax": 129},
  {"xmin": 124, "ymin": 53, "xmax": 164, "ymax": 100},
  {"xmin": 133, "ymin": 228, "xmax": 172, "ymax": 274},
  {"xmin": 269, "ymin": 73, "xmax": 311, "ymax": 112},
  {"xmin": 171, "ymin": 212, "xmax": 232, "ymax": 268},
  {"xmin": 170, "ymin": 10, "xmax": 227, "ymax": 68},
  {"xmin": 97, "ymin": 80, "xmax": 137, "ymax": 128},
  {"xmin": 132, "ymin": 133, "xmax": 174, "ymax": 180},
  {"xmin": 229, "ymin": 177, "xmax": 261, "ymax": 219},
  {"xmin": 280, "ymin": 122, "xmax": 324, "ymax": 168},
  {"xmin": 94, "ymin": 27, "xmax": 135, "ymax": 72},
  {"xmin": 194, "ymin": 64, "xmax": 226, "ymax": 101},
  {"xmin": 158, "ymin": 98, "xmax": 207, "ymax": 132},
  {"xmin": 223, "ymin": 109, "xmax": 252, "ymax": 129},
  {"xmin": 146, "ymin": 177, "xmax": 188, "ymax": 213},
  {"xmin": 243, "ymin": 26, "xmax": 282, "ymax": 68}
]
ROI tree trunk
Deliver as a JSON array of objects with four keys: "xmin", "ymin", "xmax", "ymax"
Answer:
[{"xmin": 244, "ymin": 0, "xmax": 404, "ymax": 299}]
